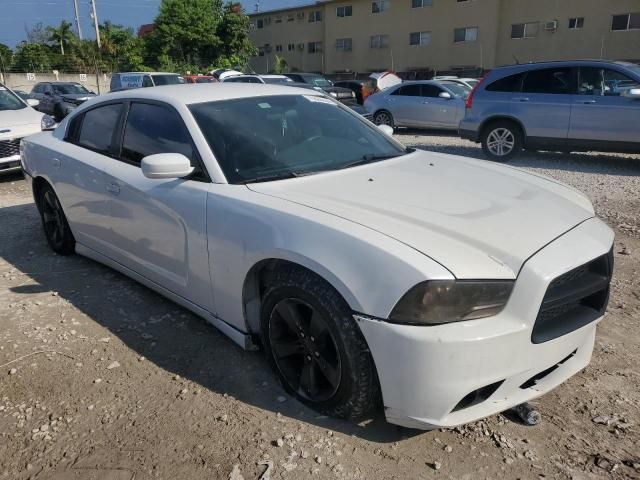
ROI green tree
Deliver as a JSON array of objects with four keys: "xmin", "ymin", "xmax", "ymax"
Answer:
[
  {"xmin": 47, "ymin": 20, "xmax": 75, "ymax": 55},
  {"xmin": 151, "ymin": 0, "xmax": 223, "ymax": 66},
  {"xmin": 25, "ymin": 22, "xmax": 50, "ymax": 44},
  {"xmin": 12, "ymin": 42, "xmax": 54, "ymax": 72},
  {"xmin": 272, "ymin": 55, "xmax": 288, "ymax": 74},
  {"xmin": 0, "ymin": 43, "xmax": 12, "ymax": 73},
  {"xmin": 216, "ymin": 2, "xmax": 256, "ymax": 68},
  {"xmin": 99, "ymin": 21, "xmax": 146, "ymax": 71}
]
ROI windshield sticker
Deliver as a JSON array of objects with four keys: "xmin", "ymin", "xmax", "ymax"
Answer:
[
  {"xmin": 303, "ymin": 95, "xmax": 336, "ymax": 105},
  {"xmin": 258, "ymin": 102, "xmax": 271, "ymax": 109}
]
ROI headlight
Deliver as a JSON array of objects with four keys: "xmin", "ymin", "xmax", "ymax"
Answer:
[
  {"xmin": 329, "ymin": 91, "xmax": 338, "ymax": 98},
  {"xmin": 389, "ymin": 280, "xmax": 514, "ymax": 325},
  {"xmin": 41, "ymin": 115, "xmax": 56, "ymax": 131}
]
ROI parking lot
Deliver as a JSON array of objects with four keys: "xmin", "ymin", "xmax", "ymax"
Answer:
[{"xmin": 1, "ymin": 132, "xmax": 639, "ymax": 480}]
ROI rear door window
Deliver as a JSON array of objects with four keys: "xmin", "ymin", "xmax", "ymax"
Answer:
[
  {"xmin": 522, "ymin": 67, "xmax": 576, "ymax": 94},
  {"xmin": 392, "ymin": 84, "xmax": 421, "ymax": 96},
  {"xmin": 76, "ymin": 103, "xmax": 123, "ymax": 154},
  {"xmin": 121, "ymin": 102, "xmax": 194, "ymax": 165},
  {"xmin": 486, "ymin": 73, "xmax": 524, "ymax": 92}
]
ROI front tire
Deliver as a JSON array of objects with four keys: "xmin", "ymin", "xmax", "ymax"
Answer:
[
  {"xmin": 481, "ymin": 121, "xmax": 523, "ymax": 162},
  {"xmin": 373, "ymin": 110, "xmax": 395, "ymax": 129},
  {"xmin": 38, "ymin": 183, "xmax": 75, "ymax": 255},
  {"xmin": 260, "ymin": 267, "xmax": 379, "ymax": 420}
]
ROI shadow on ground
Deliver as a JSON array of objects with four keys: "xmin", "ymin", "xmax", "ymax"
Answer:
[{"xmin": 0, "ymin": 200, "xmax": 419, "ymax": 444}]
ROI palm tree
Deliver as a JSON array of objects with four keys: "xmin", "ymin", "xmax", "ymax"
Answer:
[
  {"xmin": 47, "ymin": 21, "xmax": 74, "ymax": 55},
  {"xmin": 273, "ymin": 55, "xmax": 288, "ymax": 74}
]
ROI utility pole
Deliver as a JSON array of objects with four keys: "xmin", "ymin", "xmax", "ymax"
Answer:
[
  {"xmin": 73, "ymin": 0, "xmax": 83, "ymax": 39},
  {"xmin": 90, "ymin": 0, "xmax": 101, "ymax": 48}
]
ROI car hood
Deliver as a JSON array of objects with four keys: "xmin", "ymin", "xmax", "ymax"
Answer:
[
  {"xmin": 0, "ymin": 107, "xmax": 43, "ymax": 139},
  {"xmin": 61, "ymin": 94, "xmax": 94, "ymax": 103},
  {"xmin": 248, "ymin": 151, "xmax": 595, "ymax": 279}
]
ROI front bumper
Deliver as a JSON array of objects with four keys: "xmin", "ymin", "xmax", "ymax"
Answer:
[
  {"xmin": 1, "ymin": 138, "xmax": 23, "ymax": 174},
  {"xmin": 357, "ymin": 217, "xmax": 614, "ymax": 429}
]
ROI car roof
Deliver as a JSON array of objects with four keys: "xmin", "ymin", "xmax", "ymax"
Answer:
[
  {"xmin": 492, "ymin": 59, "xmax": 638, "ymax": 71},
  {"xmin": 114, "ymin": 72, "xmax": 179, "ymax": 76},
  {"xmin": 104, "ymin": 83, "xmax": 323, "ymax": 105}
]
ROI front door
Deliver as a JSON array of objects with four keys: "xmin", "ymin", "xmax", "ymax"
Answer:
[
  {"xmin": 418, "ymin": 84, "xmax": 459, "ymax": 128},
  {"xmin": 102, "ymin": 101, "xmax": 214, "ymax": 311},
  {"xmin": 569, "ymin": 67, "xmax": 640, "ymax": 145}
]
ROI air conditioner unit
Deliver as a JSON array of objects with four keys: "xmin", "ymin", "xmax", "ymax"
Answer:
[
  {"xmin": 297, "ymin": 43, "xmax": 305, "ymax": 50},
  {"xmin": 544, "ymin": 20, "xmax": 558, "ymax": 31}
]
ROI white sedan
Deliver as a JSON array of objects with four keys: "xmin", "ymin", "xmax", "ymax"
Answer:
[
  {"xmin": 1, "ymin": 83, "xmax": 55, "ymax": 174},
  {"xmin": 21, "ymin": 84, "xmax": 614, "ymax": 429}
]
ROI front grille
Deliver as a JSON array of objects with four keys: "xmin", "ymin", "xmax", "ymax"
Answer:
[
  {"xmin": 0, "ymin": 139, "xmax": 21, "ymax": 159},
  {"xmin": 532, "ymin": 249, "xmax": 613, "ymax": 344}
]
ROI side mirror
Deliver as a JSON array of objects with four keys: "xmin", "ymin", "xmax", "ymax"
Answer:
[
  {"xmin": 26, "ymin": 98, "xmax": 40, "ymax": 107},
  {"xmin": 377, "ymin": 124, "xmax": 394, "ymax": 136},
  {"xmin": 141, "ymin": 153, "xmax": 194, "ymax": 179},
  {"xmin": 438, "ymin": 91, "xmax": 452, "ymax": 100},
  {"xmin": 625, "ymin": 88, "xmax": 640, "ymax": 99}
]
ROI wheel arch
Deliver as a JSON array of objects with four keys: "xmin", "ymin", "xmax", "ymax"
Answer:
[
  {"xmin": 241, "ymin": 256, "xmax": 363, "ymax": 336},
  {"xmin": 32, "ymin": 175, "xmax": 53, "ymax": 213},
  {"xmin": 479, "ymin": 115, "xmax": 527, "ymax": 140}
]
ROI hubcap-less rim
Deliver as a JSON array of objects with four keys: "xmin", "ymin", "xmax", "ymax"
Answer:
[
  {"xmin": 269, "ymin": 298, "xmax": 342, "ymax": 402},
  {"xmin": 375, "ymin": 112, "xmax": 391, "ymax": 126},
  {"xmin": 487, "ymin": 128, "xmax": 515, "ymax": 157},
  {"xmin": 42, "ymin": 191, "xmax": 64, "ymax": 247}
]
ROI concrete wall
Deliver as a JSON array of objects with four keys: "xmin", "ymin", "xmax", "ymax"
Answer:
[
  {"xmin": 0, "ymin": 72, "xmax": 112, "ymax": 94},
  {"xmin": 249, "ymin": 0, "xmax": 640, "ymax": 74}
]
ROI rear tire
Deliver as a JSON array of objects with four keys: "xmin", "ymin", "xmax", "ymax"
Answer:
[
  {"xmin": 373, "ymin": 110, "xmax": 395, "ymax": 129},
  {"xmin": 38, "ymin": 183, "xmax": 75, "ymax": 255},
  {"xmin": 260, "ymin": 266, "xmax": 379, "ymax": 420},
  {"xmin": 481, "ymin": 121, "xmax": 523, "ymax": 162}
]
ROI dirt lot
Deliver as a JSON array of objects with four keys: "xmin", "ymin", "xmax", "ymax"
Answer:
[{"xmin": 1, "ymin": 134, "xmax": 639, "ymax": 480}]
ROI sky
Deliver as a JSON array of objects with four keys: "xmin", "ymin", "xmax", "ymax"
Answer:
[{"xmin": 0, "ymin": 0, "xmax": 307, "ymax": 48}]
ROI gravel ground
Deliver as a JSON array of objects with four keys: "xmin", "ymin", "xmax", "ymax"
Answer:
[{"xmin": 1, "ymin": 133, "xmax": 639, "ymax": 480}]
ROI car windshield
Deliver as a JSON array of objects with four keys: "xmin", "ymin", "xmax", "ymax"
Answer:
[
  {"xmin": 441, "ymin": 82, "xmax": 471, "ymax": 98},
  {"xmin": 308, "ymin": 76, "xmax": 333, "ymax": 87},
  {"xmin": 53, "ymin": 84, "xmax": 91, "ymax": 95},
  {"xmin": 190, "ymin": 94, "xmax": 407, "ymax": 184},
  {"xmin": 152, "ymin": 74, "xmax": 185, "ymax": 85},
  {"xmin": 263, "ymin": 77, "xmax": 293, "ymax": 84},
  {"xmin": 0, "ymin": 87, "xmax": 26, "ymax": 111}
]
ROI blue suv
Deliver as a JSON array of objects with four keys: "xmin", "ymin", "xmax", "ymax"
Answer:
[{"xmin": 459, "ymin": 60, "xmax": 640, "ymax": 161}]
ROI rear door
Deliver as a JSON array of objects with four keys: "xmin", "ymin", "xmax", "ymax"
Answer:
[
  {"xmin": 516, "ymin": 67, "xmax": 576, "ymax": 144},
  {"xmin": 49, "ymin": 102, "xmax": 122, "ymax": 252},
  {"xmin": 102, "ymin": 100, "xmax": 214, "ymax": 310},
  {"xmin": 569, "ymin": 66, "xmax": 640, "ymax": 145}
]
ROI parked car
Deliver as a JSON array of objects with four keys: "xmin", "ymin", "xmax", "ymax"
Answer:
[
  {"xmin": 333, "ymin": 80, "xmax": 369, "ymax": 104},
  {"xmin": 279, "ymin": 81, "xmax": 373, "ymax": 120},
  {"xmin": 22, "ymin": 83, "xmax": 614, "ymax": 430},
  {"xmin": 109, "ymin": 72, "xmax": 184, "ymax": 92},
  {"xmin": 0, "ymin": 83, "xmax": 54, "ymax": 174},
  {"xmin": 438, "ymin": 80, "xmax": 472, "ymax": 98},
  {"xmin": 283, "ymin": 73, "xmax": 355, "ymax": 102},
  {"xmin": 434, "ymin": 76, "xmax": 480, "ymax": 89},
  {"xmin": 210, "ymin": 69, "xmax": 244, "ymax": 80},
  {"xmin": 222, "ymin": 75, "xmax": 293, "ymax": 84},
  {"xmin": 365, "ymin": 80, "xmax": 466, "ymax": 130},
  {"xmin": 459, "ymin": 60, "xmax": 640, "ymax": 161},
  {"xmin": 13, "ymin": 89, "xmax": 31, "ymax": 101},
  {"xmin": 184, "ymin": 75, "xmax": 217, "ymax": 84},
  {"xmin": 29, "ymin": 82, "xmax": 97, "ymax": 121}
]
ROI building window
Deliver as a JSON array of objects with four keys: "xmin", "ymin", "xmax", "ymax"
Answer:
[
  {"xmin": 372, "ymin": 0, "xmax": 390, "ymax": 14},
  {"xmin": 370, "ymin": 34, "xmax": 389, "ymax": 48},
  {"xmin": 511, "ymin": 22, "xmax": 539, "ymax": 39},
  {"xmin": 336, "ymin": 38, "xmax": 353, "ymax": 51},
  {"xmin": 308, "ymin": 10, "xmax": 322, "ymax": 22},
  {"xmin": 409, "ymin": 31, "xmax": 431, "ymax": 46},
  {"xmin": 411, "ymin": 0, "xmax": 432, "ymax": 7},
  {"xmin": 308, "ymin": 41, "xmax": 322, "ymax": 53},
  {"xmin": 568, "ymin": 17, "xmax": 584, "ymax": 29},
  {"xmin": 454, "ymin": 26, "xmax": 478, "ymax": 43},
  {"xmin": 287, "ymin": 43, "xmax": 295, "ymax": 51},
  {"xmin": 612, "ymin": 13, "xmax": 640, "ymax": 31},
  {"xmin": 274, "ymin": 16, "xmax": 282, "ymax": 23},
  {"xmin": 275, "ymin": 45, "xmax": 283, "ymax": 52},
  {"xmin": 258, "ymin": 47, "xmax": 265, "ymax": 56},
  {"xmin": 337, "ymin": 5, "xmax": 352, "ymax": 17},
  {"xmin": 257, "ymin": 19, "xmax": 264, "ymax": 28}
]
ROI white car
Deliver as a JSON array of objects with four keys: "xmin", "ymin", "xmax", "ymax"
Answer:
[
  {"xmin": 222, "ymin": 74, "xmax": 293, "ymax": 84},
  {"xmin": 1, "ymin": 83, "xmax": 54, "ymax": 174},
  {"xmin": 21, "ymin": 84, "xmax": 614, "ymax": 430}
]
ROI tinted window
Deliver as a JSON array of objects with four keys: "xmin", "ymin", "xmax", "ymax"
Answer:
[
  {"xmin": 486, "ymin": 73, "xmax": 524, "ymax": 92},
  {"xmin": 53, "ymin": 84, "xmax": 91, "ymax": 95},
  {"xmin": 142, "ymin": 76, "xmax": 154, "ymax": 88},
  {"xmin": 522, "ymin": 68, "xmax": 575, "ymax": 94},
  {"xmin": 421, "ymin": 84, "xmax": 443, "ymax": 97},
  {"xmin": 121, "ymin": 103, "xmax": 194, "ymax": 165},
  {"xmin": 0, "ymin": 87, "xmax": 26, "ymax": 111},
  {"xmin": 32, "ymin": 84, "xmax": 42, "ymax": 94},
  {"xmin": 393, "ymin": 84, "xmax": 421, "ymax": 96},
  {"xmin": 151, "ymin": 74, "xmax": 184, "ymax": 86},
  {"xmin": 77, "ymin": 103, "xmax": 122, "ymax": 153}
]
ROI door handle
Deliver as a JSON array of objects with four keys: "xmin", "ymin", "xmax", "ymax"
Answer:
[
  {"xmin": 422, "ymin": 101, "xmax": 430, "ymax": 104},
  {"xmin": 106, "ymin": 183, "xmax": 121, "ymax": 195},
  {"xmin": 52, "ymin": 158, "xmax": 61, "ymax": 168},
  {"xmin": 514, "ymin": 97, "xmax": 530, "ymax": 102},
  {"xmin": 582, "ymin": 100, "xmax": 597, "ymax": 104}
]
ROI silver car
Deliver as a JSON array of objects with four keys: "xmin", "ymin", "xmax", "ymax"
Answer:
[{"xmin": 364, "ymin": 81, "xmax": 467, "ymax": 130}]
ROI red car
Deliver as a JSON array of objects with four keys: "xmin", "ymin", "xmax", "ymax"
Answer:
[{"xmin": 183, "ymin": 75, "xmax": 218, "ymax": 84}]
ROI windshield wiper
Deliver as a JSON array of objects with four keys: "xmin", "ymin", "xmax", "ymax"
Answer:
[
  {"xmin": 238, "ymin": 170, "xmax": 320, "ymax": 184},
  {"xmin": 339, "ymin": 153, "xmax": 403, "ymax": 170}
]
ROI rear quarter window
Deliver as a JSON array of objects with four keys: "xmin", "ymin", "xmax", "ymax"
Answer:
[{"xmin": 485, "ymin": 73, "xmax": 524, "ymax": 92}]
